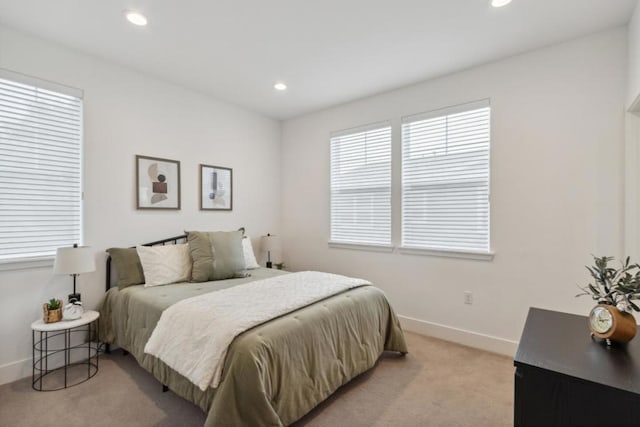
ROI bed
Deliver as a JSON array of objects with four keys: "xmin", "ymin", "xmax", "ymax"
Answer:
[{"xmin": 99, "ymin": 235, "xmax": 408, "ymax": 427}]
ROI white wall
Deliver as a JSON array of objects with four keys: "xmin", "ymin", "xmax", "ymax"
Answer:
[
  {"xmin": 281, "ymin": 28, "xmax": 627, "ymax": 355},
  {"xmin": 625, "ymin": 1, "xmax": 640, "ymax": 270},
  {"xmin": 0, "ymin": 26, "xmax": 281, "ymax": 384},
  {"xmin": 629, "ymin": 1, "xmax": 640, "ymax": 108}
]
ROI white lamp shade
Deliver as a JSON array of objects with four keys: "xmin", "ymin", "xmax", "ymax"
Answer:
[
  {"xmin": 261, "ymin": 235, "xmax": 281, "ymax": 252},
  {"xmin": 54, "ymin": 246, "xmax": 96, "ymax": 275}
]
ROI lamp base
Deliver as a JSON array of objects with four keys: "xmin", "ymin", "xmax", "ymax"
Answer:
[
  {"xmin": 68, "ymin": 293, "xmax": 81, "ymax": 303},
  {"xmin": 266, "ymin": 261, "xmax": 273, "ymax": 269}
]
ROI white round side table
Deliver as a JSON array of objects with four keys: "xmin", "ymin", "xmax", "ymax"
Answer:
[{"xmin": 31, "ymin": 310, "xmax": 100, "ymax": 391}]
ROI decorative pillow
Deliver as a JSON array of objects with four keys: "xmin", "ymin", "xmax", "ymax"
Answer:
[
  {"xmin": 186, "ymin": 230, "xmax": 247, "ymax": 281},
  {"xmin": 242, "ymin": 238, "xmax": 260, "ymax": 269},
  {"xmin": 186, "ymin": 231, "xmax": 215, "ymax": 282},
  {"xmin": 210, "ymin": 230, "xmax": 246, "ymax": 280},
  {"xmin": 136, "ymin": 244, "xmax": 192, "ymax": 287},
  {"xmin": 107, "ymin": 247, "xmax": 145, "ymax": 289}
]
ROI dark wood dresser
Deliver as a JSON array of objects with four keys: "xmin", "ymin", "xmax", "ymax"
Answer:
[{"xmin": 514, "ymin": 307, "xmax": 640, "ymax": 427}]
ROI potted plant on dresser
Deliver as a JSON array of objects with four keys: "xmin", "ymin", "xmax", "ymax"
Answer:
[{"xmin": 577, "ymin": 256, "xmax": 640, "ymax": 345}]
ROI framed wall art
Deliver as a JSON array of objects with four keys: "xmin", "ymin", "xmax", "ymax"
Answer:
[
  {"xmin": 136, "ymin": 155, "xmax": 181, "ymax": 210},
  {"xmin": 200, "ymin": 164, "xmax": 232, "ymax": 211}
]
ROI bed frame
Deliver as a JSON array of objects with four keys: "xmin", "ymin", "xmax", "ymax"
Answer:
[
  {"xmin": 101, "ymin": 233, "xmax": 407, "ymax": 422},
  {"xmin": 103, "ymin": 234, "xmax": 187, "ymax": 358}
]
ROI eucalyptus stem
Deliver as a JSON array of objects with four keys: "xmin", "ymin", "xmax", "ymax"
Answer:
[{"xmin": 578, "ymin": 256, "xmax": 640, "ymax": 313}]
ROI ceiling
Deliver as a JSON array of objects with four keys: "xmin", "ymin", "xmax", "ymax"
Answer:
[{"xmin": 0, "ymin": 0, "xmax": 636, "ymax": 120}]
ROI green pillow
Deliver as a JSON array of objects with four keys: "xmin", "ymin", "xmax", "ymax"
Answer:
[
  {"xmin": 210, "ymin": 230, "xmax": 246, "ymax": 280},
  {"xmin": 186, "ymin": 231, "xmax": 215, "ymax": 282},
  {"xmin": 186, "ymin": 230, "xmax": 246, "ymax": 281},
  {"xmin": 107, "ymin": 247, "xmax": 145, "ymax": 289}
]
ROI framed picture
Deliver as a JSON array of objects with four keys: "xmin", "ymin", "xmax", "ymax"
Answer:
[
  {"xmin": 136, "ymin": 155, "xmax": 181, "ymax": 210},
  {"xmin": 200, "ymin": 164, "xmax": 233, "ymax": 211}
]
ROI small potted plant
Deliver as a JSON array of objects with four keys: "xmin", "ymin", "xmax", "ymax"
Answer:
[
  {"xmin": 576, "ymin": 256, "xmax": 640, "ymax": 344},
  {"xmin": 43, "ymin": 298, "xmax": 63, "ymax": 323}
]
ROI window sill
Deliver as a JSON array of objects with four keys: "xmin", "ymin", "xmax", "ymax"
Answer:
[
  {"xmin": 0, "ymin": 256, "xmax": 55, "ymax": 272},
  {"xmin": 327, "ymin": 241, "xmax": 494, "ymax": 261},
  {"xmin": 398, "ymin": 246, "xmax": 494, "ymax": 261},
  {"xmin": 328, "ymin": 241, "xmax": 395, "ymax": 253}
]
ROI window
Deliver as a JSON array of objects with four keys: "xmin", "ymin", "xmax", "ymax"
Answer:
[
  {"xmin": 401, "ymin": 100, "xmax": 490, "ymax": 253},
  {"xmin": 330, "ymin": 122, "xmax": 391, "ymax": 246},
  {"xmin": 0, "ymin": 70, "xmax": 84, "ymax": 264}
]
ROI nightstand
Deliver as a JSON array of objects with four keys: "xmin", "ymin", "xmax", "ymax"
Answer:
[
  {"xmin": 31, "ymin": 310, "xmax": 100, "ymax": 391},
  {"xmin": 514, "ymin": 308, "xmax": 640, "ymax": 426}
]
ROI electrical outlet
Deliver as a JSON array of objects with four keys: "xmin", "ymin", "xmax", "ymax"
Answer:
[{"xmin": 464, "ymin": 291, "xmax": 473, "ymax": 305}]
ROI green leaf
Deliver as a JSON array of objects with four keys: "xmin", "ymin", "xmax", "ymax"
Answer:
[
  {"xmin": 588, "ymin": 284, "xmax": 601, "ymax": 296},
  {"xmin": 581, "ymin": 255, "xmax": 640, "ymax": 306}
]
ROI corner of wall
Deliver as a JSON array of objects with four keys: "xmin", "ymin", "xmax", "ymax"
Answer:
[{"xmin": 628, "ymin": 0, "xmax": 640, "ymax": 108}]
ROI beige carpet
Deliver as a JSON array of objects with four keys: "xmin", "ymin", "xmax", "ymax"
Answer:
[{"xmin": 0, "ymin": 332, "xmax": 513, "ymax": 426}]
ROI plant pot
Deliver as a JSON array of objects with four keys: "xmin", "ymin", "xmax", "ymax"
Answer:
[{"xmin": 43, "ymin": 301, "xmax": 63, "ymax": 323}]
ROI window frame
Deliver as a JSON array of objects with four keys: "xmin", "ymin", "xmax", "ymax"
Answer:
[
  {"xmin": 0, "ymin": 68, "xmax": 85, "ymax": 271},
  {"xmin": 327, "ymin": 100, "xmax": 494, "ymax": 261},
  {"xmin": 399, "ymin": 99, "xmax": 493, "ymax": 258},
  {"xmin": 328, "ymin": 121, "xmax": 393, "ymax": 250}
]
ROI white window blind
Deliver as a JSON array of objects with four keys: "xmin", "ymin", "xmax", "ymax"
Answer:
[
  {"xmin": 330, "ymin": 122, "xmax": 391, "ymax": 246},
  {"xmin": 0, "ymin": 71, "xmax": 83, "ymax": 262},
  {"xmin": 401, "ymin": 100, "xmax": 490, "ymax": 253}
]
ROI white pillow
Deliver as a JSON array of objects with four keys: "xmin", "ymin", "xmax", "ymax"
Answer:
[
  {"xmin": 242, "ymin": 238, "xmax": 260, "ymax": 269},
  {"xmin": 137, "ymin": 244, "xmax": 192, "ymax": 287}
]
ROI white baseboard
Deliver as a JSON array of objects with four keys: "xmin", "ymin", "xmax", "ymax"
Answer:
[
  {"xmin": 0, "ymin": 341, "xmax": 106, "ymax": 386},
  {"xmin": 398, "ymin": 314, "xmax": 518, "ymax": 357},
  {"xmin": 0, "ymin": 357, "xmax": 32, "ymax": 386}
]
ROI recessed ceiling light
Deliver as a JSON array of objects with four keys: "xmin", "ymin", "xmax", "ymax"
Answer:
[
  {"xmin": 274, "ymin": 82, "xmax": 287, "ymax": 91},
  {"xmin": 125, "ymin": 11, "xmax": 148, "ymax": 26},
  {"xmin": 491, "ymin": 0, "xmax": 512, "ymax": 7}
]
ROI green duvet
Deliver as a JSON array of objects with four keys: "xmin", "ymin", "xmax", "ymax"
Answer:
[{"xmin": 99, "ymin": 268, "xmax": 407, "ymax": 426}]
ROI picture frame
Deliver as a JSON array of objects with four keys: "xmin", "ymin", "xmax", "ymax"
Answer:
[
  {"xmin": 200, "ymin": 164, "xmax": 233, "ymax": 211},
  {"xmin": 136, "ymin": 155, "xmax": 181, "ymax": 210}
]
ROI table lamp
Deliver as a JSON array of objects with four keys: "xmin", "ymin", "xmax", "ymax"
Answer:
[
  {"xmin": 261, "ymin": 234, "xmax": 281, "ymax": 269},
  {"xmin": 54, "ymin": 244, "xmax": 96, "ymax": 302}
]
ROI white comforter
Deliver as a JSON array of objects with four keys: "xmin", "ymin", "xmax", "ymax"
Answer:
[{"xmin": 143, "ymin": 271, "xmax": 370, "ymax": 391}]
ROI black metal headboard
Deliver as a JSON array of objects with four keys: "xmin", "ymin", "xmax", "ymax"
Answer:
[{"xmin": 105, "ymin": 234, "xmax": 188, "ymax": 292}]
